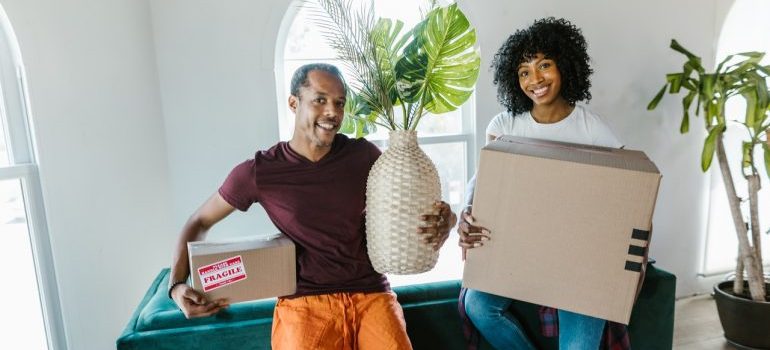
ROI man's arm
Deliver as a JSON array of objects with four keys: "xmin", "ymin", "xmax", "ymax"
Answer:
[{"xmin": 169, "ymin": 192, "xmax": 236, "ymax": 318}]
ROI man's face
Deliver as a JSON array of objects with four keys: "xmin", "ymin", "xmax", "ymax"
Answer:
[{"xmin": 289, "ymin": 70, "xmax": 346, "ymax": 149}]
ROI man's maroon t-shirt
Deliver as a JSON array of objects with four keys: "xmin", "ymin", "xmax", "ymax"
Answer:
[{"xmin": 218, "ymin": 134, "xmax": 389, "ymax": 297}]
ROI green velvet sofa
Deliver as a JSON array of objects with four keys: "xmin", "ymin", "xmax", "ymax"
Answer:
[{"xmin": 117, "ymin": 263, "xmax": 675, "ymax": 349}]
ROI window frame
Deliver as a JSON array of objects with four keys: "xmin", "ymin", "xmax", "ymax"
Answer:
[
  {"xmin": 0, "ymin": 7, "xmax": 66, "ymax": 350},
  {"xmin": 274, "ymin": 0, "xmax": 477, "ymax": 285}
]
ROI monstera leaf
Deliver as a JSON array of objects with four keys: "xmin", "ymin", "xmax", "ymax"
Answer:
[
  {"xmin": 370, "ymin": 18, "xmax": 410, "ymax": 107},
  {"xmin": 394, "ymin": 3, "xmax": 480, "ymax": 122},
  {"xmin": 341, "ymin": 89, "xmax": 377, "ymax": 138}
]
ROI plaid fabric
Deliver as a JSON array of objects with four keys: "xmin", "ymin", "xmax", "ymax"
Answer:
[
  {"xmin": 539, "ymin": 306, "xmax": 559, "ymax": 337},
  {"xmin": 459, "ymin": 289, "xmax": 631, "ymax": 350},
  {"xmin": 458, "ymin": 288, "xmax": 480, "ymax": 350},
  {"xmin": 602, "ymin": 320, "xmax": 631, "ymax": 350}
]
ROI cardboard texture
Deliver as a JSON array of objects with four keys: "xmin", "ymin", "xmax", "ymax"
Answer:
[
  {"xmin": 188, "ymin": 234, "xmax": 296, "ymax": 304},
  {"xmin": 462, "ymin": 136, "xmax": 661, "ymax": 324}
]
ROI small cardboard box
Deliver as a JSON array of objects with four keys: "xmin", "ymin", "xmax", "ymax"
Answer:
[
  {"xmin": 188, "ymin": 234, "xmax": 296, "ymax": 303},
  {"xmin": 462, "ymin": 136, "xmax": 661, "ymax": 324}
]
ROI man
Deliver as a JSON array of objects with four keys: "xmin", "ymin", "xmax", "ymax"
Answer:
[{"xmin": 168, "ymin": 63, "xmax": 457, "ymax": 349}]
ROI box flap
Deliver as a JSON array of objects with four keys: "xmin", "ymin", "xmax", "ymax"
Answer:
[
  {"xmin": 487, "ymin": 135, "xmax": 660, "ymax": 174},
  {"xmin": 188, "ymin": 234, "xmax": 289, "ymax": 256}
]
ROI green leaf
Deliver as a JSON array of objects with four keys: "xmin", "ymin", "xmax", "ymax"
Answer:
[
  {"xmin": 743, "ymin": 88, "xmax": 758, "ymax": 129},
  {"xmin": 715, "ymin": 98, "xmax": 726, "ymax": 125},
  {"xmin": 756, "ymin": 104, "xmax": 770, "ymax": 132},
  {"xmin": 705, "ymin": 99, "xmax": 717, "ymax": 128},
  {"xmin": 342, "ymin": 90, "xmax": 374, "ymax": 138},
  {"xmin": 667, "ymin": 73, "xmax": 683, "ymax": 93},
  {"xmin": 681, "ymin": 90, "xmax": 697, "ymax": 133},
  {"xmin": 752, "ymin": 63, "xmax": 770, "ymax": 76},
  {"xmin": 702, "ymin": 124, "xmax": 725, "ymax": 171},
  {"xmin": 680, "ymin": 112, "xmax": 690, "ymax": 134},
  {"xmin": 682, "ymin": 77, "xmax": 697, "ymax": 91},
  {"xmin": 701, "ymin": 74, "xmax": 716, "ymax": 100},
  {"xmin": 670, "ymin": 40, "xmax": 702, "ymax": 66},
  {"xmin": 394, "ymin": 3, "xmax": 480, "ymax": 117},
  {"xmin": 736, "ymin": 51, "xmax": 765, "ymax": 59},
  {"xmin": 648, "ymin": 85, "xmax": 667, "ymax": 110},
  {"xmin": 729, "ymin": 55, "xmax": 763, "ymax": 75},
  {"xmin": 695, "ymin": 79, "xmax": 702, "ymax": 116},
  {"xmin": 742, "ymin": 141, "xmax": 753, "ymax": 169},
  {"xmin": 763, "ymin": 142, "xmax": 770, "ymax": 178},
  {"xmin": 371, "ymin": 18, "xmax": 408, "ymax": 106},
  {"xmin": 355, "ymin": 119, "xmax": 368, "ymax": 138},
  {"xmin": 340, "ymin": 112, "xmax": 356, "ymax": 134},
  {"xmin": 716, "ymin": 54, "xmax": 734, "ymax": 74},
  {"xmin": 670, "ymin": 40, "xmax": 706, "ymax": 76},
  {"xmin": 755, "ymin": 74, "xmax": 768, "ymax": 112}
]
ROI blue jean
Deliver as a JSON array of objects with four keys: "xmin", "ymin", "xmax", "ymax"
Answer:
[{"xmin": 464, "ymin": 289, "xmax": 606, "ymax": 350}]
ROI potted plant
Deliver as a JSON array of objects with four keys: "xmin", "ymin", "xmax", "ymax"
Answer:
[
  {"xmin": 648, "ymin": 39, "xmax": 770, "ymax": 349},
  {"xmin": 307, "ymin": 0, "xmax": 480, "ymax": 274}
]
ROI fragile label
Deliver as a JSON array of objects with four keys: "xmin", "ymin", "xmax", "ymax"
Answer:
[{"xmin": 197, "ymin": 255, "xmax": 247, "ymax": 292}]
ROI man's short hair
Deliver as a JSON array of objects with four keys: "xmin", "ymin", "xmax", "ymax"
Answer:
[{"xmin": 289, "ymin": 63, "xmax": 347, "ymax": 97}]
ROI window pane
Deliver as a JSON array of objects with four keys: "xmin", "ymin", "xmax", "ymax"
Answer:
[
  {"xmin": 416, "ymin": 110, "xmax": 463, "ymax": 136},
  {"xmin": 0, "ymin": 179, "xmax": 48, "ymax": 350},
  {"xmin": 0, "ymin": 114, "xmax": 9, "ymax": 166},
  {"xmin": 422, "ymin": 142, "xmax": 467, "ymax": 208},
  {"xmin": 283, "ymin": 7, "xmax": 338, "ymax": 61}
]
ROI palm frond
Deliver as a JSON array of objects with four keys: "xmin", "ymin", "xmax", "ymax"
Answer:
[{"xmin": 305, "ymin": 0, "xmax": 398, "ymax": 129}]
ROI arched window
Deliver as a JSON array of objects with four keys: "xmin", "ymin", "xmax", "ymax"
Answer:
[
  {"xmin": 701, "ymin": 0, "xmax": 770, "ymax": 276},
  {"xmin": 0, "ymin": 6, "xmax": 65, "ymax": 350},
  {"xmin": 275, "ymin": 0, "xmax": 475, "ymax": 285}
]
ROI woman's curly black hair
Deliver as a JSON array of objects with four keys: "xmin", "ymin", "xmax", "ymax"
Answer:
[{"xmin": 491, "ymin": 17, "xmax": 592, "ymax": 115}]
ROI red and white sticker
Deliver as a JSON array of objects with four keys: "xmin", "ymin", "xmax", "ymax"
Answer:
[{"xmin": 197, "ymin": 255, "xmax": 247, "ymax": 292}]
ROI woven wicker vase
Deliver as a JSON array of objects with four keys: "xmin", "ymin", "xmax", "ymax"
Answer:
[{"xmin": 366, "ymin": 130, "xmax": 441, "ymax": 274}]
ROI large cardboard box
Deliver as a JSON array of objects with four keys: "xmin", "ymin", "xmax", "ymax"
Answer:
[
  {"xmin": 188, "ymin": 234, "xmax": 296, "ymax": 304},
  {"xmin": 463, "ymin": 136, "xmax": 661, "ymax": 324}
]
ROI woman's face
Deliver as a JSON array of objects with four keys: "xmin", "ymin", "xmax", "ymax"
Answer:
[{"xmin": 517, "ymin": 53, "xmax": 563, "ymax": 107}]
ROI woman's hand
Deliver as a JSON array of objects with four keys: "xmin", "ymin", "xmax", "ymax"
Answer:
[{"xmin": 457, "ymin": 207, "xmax": 490, "ymax": 259}]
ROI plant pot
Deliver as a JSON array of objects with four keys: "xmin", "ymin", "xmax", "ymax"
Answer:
[
  {"xmin": 366, "ymin": 130, "xmax": 441, "ymax": 274},
  {"xmin": 713, "ymin": 280, "xmax": 770, "ymax": 349}
]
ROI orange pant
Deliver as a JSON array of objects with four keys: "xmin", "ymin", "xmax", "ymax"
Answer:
[{"xmin": 271, "ymin": 291, "xmax": 413, "ymax": 350}]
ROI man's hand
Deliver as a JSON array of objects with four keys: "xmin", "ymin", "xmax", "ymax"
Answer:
[
  {"xmin": 417, "ymin": 201, "xmax": 457, "ymax": 251},
  {"xmin": 457, "ymin": 207, "xmax": 490, "ymax": 259},
  {"xmin": 170, "ymin": 283, "xmax": 229, "ymax": 319}
]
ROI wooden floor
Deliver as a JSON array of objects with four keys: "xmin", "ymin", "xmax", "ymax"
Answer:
[{"xmin": 674, "ymin": 294, "xmax": 737, "ymax": 350}]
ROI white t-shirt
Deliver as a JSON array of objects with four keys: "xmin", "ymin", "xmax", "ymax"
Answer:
[
  {"xmin": 465, "ymin": 105, "xmax": 623, "ymax": 205},
  {"xmin": 485, "ymin": 104, "xmax": 623, "ymax": 148}
]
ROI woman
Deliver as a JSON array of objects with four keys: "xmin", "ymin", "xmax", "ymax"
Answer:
[{"xmin": 458, "ymin": 17, "xmax": 624, "ymax": 350}]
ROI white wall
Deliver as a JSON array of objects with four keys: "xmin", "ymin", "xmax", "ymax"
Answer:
[
  {"xmin": 0, "ymin": 0, "xmax": 739, "ymax": 349},
  {"xmin": 0, "ymin": 1, "xmax": 173, "ymax": 349},
  {"xmin": 150, "ymin": 0, "xmax": 288, "ymax": 237}
]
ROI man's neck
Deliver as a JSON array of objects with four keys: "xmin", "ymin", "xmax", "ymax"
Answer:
[
  {"xmin": 288, "ymin": 139, "xmax": 332, "ymax": 162},
  {"xmin": 530, "ymin": 100, "xmax": 574, "ymax": 124}
]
